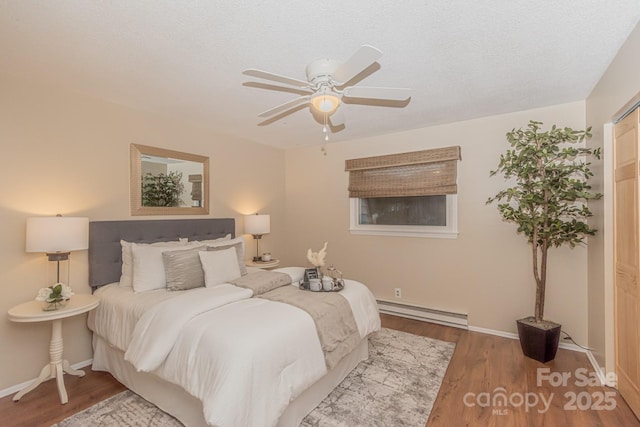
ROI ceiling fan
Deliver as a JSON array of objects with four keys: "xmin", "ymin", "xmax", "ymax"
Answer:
[{"xmin": 242, "ymin": 45, "xmax": 411, "ymax": 138}]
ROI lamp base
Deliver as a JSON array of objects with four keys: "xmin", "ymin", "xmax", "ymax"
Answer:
[
  {"xmin": 45, "ymin": 252, "xmax": 71, "ymax": 284},
  {"xmin": 252, "ymin": 234, "xmax": 264, "ymax": 262},
  {"xmin": 46, "ymin": 252, "xmax": 70, "ymax": 262}
]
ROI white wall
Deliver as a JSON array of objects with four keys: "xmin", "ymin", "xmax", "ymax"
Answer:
[
  {"xmin": 0, "ymin": 71, "xmax": 286, "ymax": 391},
  {"xmin": 284, "ymin": 101, "xmax": 589, "ymax": 338}
]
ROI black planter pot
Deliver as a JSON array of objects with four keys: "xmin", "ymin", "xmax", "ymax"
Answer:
[{"xmin": 516, "ymin": 317, "xmax": 561, "ymax": 363}]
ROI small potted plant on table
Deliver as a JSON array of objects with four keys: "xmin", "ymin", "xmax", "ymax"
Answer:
[{"xmin": 487, "ymin": 120, "xmax": 602, "ymax": 363}]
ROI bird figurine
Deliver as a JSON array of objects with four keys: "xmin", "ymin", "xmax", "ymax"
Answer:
[{"xmin": 306, "ymin": 242, "xmax": 328, "ymax": 268}]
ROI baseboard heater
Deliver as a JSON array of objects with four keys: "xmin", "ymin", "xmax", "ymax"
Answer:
[{"xmin": 377, "ymin": 299, "xmax": 468, "ymax": 329}]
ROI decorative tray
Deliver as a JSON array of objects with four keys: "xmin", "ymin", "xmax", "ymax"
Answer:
[{"xmin": 299, "ymin": 279, "xmax": 345, "ymax": 292}]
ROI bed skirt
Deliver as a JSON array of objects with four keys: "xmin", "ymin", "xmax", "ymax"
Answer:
[{"xmin": 91, "ymin": 334, "xmax": 369, "ymax": 427}]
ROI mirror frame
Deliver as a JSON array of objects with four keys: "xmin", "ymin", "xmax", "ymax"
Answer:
[{"xmin": 130, "ymin": 143, "xmax": 210, "ymax": 216}]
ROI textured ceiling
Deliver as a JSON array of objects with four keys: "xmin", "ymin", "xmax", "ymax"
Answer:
[{"xmin": 1, "ymin": 1, "xmax": 639, "ymax": 149}]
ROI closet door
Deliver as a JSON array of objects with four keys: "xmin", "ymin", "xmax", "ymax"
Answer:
[{"xmin": 614, "ymin": 107, "xmax": 640, "ymax": 418}]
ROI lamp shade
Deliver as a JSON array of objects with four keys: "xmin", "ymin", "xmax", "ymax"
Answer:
[
  {"xmin": 244, "ymin": 214, "xmax": 270, "ymax": 235},
  {"xmin": 26, "ymin": 217, "xmax": 89, "ymax": 253}
]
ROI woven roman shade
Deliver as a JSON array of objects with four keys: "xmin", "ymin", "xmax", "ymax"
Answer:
[{"xmin": 345, "ymin": 146, "xmax": 461, "ymax": 198}]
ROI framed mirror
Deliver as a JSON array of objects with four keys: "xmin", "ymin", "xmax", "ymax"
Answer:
[{"xmin": 130, "ymin": 144, "xmax": 209, "ymax": 216}]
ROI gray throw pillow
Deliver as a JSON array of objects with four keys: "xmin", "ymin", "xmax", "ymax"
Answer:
[
  {"xmin": 207, "ymin": 242, "xmax": 248, "ymax": 276},
  {"xmin": 163, "ymin": 245, "xmax": 207, "ymax": 291}
]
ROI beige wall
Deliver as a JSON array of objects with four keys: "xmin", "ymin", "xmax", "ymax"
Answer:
[
  {"xmin": 4, "ymin": 21, "xmax": 637, "ymax": 392},
  {"xmin": 585, "ymin": 21, "xmax": 640, "ymax": 372},
  {"xmin": 0, "ymin": 71, "xmax": 286, "ymax": 391},
  {"xmin": 284, "ymin": 101, "xmax": 589, "ymax": 337}
]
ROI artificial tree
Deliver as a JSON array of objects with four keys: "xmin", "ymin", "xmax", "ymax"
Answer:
[{"xmin": 487, "ymin": 121, "xmax": 602, "ymax": 360}]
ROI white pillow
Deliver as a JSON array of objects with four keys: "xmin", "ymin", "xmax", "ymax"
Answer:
[
  {"xmin": 206, "ymin": 235, "xmax": 242, "ymax": 248},
  {"xmin": 119, "ymin": 238, "xmax": 188, "ymax": 287},
  {"xmin": 273, "ymin": 267, "xmax": 305, "ymax": 285},
  {"xmin": 131, "ymin": 243, "xmax": 191, "ymax": 293},
  {"xmin": 206, "ymin": 236, "xmax": 248, "ymax": 275},
  {"xmin": 191, "ymin": 233, "xmax": 232, "ymax": 245},
  {"xmin": 199, "ymin": 247, "xmax": 242, "ymax": 288}
]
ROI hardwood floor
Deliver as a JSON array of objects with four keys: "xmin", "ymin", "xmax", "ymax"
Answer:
[
  {"xmin": 0, "ymin": 370, "xmax": 125, "ymax": 427},
  {"xmin": 1, "ymin": 314, "xmax": 638, "ymax": 426},
  {"xmin": 382, "ymin": 315, "xmax": 640, "ymax": 427}
]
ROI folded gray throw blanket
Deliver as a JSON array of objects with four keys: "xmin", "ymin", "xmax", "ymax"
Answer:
[{"xmin": 229, "ymin": 270, "xmax": 292, "ymax": 295}]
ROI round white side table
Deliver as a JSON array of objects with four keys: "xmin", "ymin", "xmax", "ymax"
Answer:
[
  {"xmin": 7, "ymin": 293, "xmax": 99, "ymax": 404},
  {"xmin": 246, "ymin": 259, "xmax": 280, "ymax": 269}
]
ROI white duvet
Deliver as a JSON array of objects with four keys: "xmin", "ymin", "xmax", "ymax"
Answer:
[{"xmin": 90, "ymin": 269, "xmax": 381, "ymax": 427}]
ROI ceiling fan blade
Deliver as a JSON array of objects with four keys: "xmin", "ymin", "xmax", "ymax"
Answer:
[
  {"xmin": 243, "ymin": 81, "xmax": 314, "ymax": 96},
  {"xmin": 343, "ymin": 86, "xmax": 411, "ymax": 101},
  {"xmin": 329, "ymin": 105, "xmax": 345, "ymax": 127},
  {"xmin": 243, "ymin": 69, "xmax": 310, "ymax": 88},
  {"xmin": 333, "ymin": 45, "xmax": 383, "ymax": 85},
  {"xmin": 258, "ymin": 96, "xmax": 310, "ymax": 118}
]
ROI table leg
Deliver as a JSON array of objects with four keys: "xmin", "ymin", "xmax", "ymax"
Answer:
[
  {"xmin": 62, "ymin": 359, "xmax": 85, "ymax": 377},
  {"xmin": 49, "ymin": 319, "xmax": 70, "ymax": 404},
  {"xmin": 12, "ymin": 319, "xmax": 74, "ymax": 404},
  {"xmin": 55, "ymin": 363, "xmax": 67, "ymax": 404},
  {"xmin": 12, "ymin": 364, "xmax": 51, "ymax": 401}
]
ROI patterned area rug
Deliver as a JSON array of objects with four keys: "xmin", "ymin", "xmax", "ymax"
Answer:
[{"xmin": 55, "ymin": 328, "xmax": 455, "ymax": 427}]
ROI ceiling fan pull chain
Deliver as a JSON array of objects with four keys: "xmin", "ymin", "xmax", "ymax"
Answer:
[{"xmin": 323, "ymin": 111, "xmax": 329, "ymax": 141}]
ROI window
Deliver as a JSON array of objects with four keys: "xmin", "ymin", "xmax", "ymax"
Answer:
[
  {"xmin": 346, "ymin": 146, "xmax": 460, "ymax": 238},
  {"xmin": 360, "ymin": 196, "xmax": 446, "ymax": 225},
  {"xmin": 350, "ymin": 195, "xmax": 458, "ymax": 237}
]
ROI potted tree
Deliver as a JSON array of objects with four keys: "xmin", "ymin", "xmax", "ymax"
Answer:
[{"xmin": 487, "ymin": 120, "xmax": 602, "ymax": 363}]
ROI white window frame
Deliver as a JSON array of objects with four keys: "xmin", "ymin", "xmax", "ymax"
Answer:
[{"xmin": 349, "ymin": 195, "xmax": 458, "ymax": 238}]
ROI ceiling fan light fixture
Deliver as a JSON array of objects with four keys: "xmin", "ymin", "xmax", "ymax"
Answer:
[
  {"xmin": 244, "ymin": 45, "xmax": 411, "ymax": 134},
  {"xmin": 310, "ymin": 93, "xmax": 340, "ymax": 114}
]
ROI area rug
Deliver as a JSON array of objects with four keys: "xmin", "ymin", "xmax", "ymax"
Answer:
[{"xmin": 54, "ymin": 328, "xmax": 455, "ymax": 427}]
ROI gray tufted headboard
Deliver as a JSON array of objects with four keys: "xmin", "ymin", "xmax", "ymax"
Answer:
[{"xmin": 89, "ymin": 218, "xmax": 235, "ymax": 290}]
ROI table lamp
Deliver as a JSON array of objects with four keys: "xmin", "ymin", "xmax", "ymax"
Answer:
[
  {"xmin": 26, "ymin": 215, "xmax": 89, "ymax": 284},
  {"xmin": 244, "ymin": 213, "xmax": 270, "ymax": 261}
]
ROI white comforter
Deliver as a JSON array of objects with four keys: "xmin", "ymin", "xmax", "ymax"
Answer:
[
  {"xmin": 124, "ymin": 284, "xmax": 253, "ymax": 371},
  {"xmin": 91, "ymin": 269, "xmax": 380, "ymax": 427}
]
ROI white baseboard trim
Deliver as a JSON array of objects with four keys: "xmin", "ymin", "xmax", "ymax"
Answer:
[
  {"xmin": 378, "ymin": 306, "xmax": 606, "ymax": 381},
  {"xmin": 585, "ymin": 350, "xmax": 608, "ymax": 386},
  {"xmin": 377, "ymin": 299, "xmax": 468, "ymax": 329},
  {"xmin": 0, "ymin": 358, "xmax": 93, "ymax": 399},
  {"xmin": 467, "ymin": 325, "xmax": 589, "ymax": 352},
  {"xmin": 467, "ymin": 325, "xmax": 605, "ymax": 381}
]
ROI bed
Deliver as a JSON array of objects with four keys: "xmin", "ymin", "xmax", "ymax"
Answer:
[{"xmin": 87, "ymin": 218, "xmax": 381, "ymax": 427}]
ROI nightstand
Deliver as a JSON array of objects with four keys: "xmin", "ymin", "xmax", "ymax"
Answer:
[
  {"xmin": 8, "ymin": 293, "xmax": 99, "ymax": 404},
  {"xmin": 246, "ymin": 259, "xmax": 280, "ymax": 269}
]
